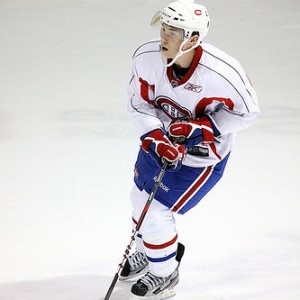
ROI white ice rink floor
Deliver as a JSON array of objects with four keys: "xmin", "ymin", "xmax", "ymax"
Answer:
[{"xmin": 0, "ymin": 0, "xmax": 300, "ymax": 299}]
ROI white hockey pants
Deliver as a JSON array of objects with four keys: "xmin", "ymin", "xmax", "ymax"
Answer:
[{"xmin": 130, "ymin": 185, "xmax": 178, "ymax": 278}]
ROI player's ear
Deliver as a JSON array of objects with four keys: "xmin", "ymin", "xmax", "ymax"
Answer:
[{"xmin": 189, "ymin": 35, "xmax": 199, "ymax": 46}]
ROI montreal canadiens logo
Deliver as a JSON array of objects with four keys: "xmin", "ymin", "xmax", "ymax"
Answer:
[{"xmin": 155, "ymin": 96, "xmax": 192, "ymax": 120}]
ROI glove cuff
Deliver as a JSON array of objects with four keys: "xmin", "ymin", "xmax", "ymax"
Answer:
[{"xmin": 140, "ymin": 128, "xmax": 166, "ymax": 142}]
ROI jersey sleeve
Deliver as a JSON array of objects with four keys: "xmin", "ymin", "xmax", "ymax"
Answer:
[
  {"xmin": 204, "ymin": 56, "xmax": 260, "ymax": 136},
  {"xmin": 127, "ymin": 43, "xmax": 164, "ymax": 136}
]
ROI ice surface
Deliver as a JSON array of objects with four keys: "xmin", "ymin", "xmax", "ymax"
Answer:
[{"xmin": 0, "ymin": 0, "xmax": 300, "ymax": 299}]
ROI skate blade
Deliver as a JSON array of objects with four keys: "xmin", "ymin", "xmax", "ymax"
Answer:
[{"xmin": 130, "ymin": 288, "xmax": 176, "ymax": 300}]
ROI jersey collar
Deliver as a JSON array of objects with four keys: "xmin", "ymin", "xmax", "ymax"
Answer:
[{"xmin": 167, "ymin": 45, "xmax": 203, "ymax": 87}]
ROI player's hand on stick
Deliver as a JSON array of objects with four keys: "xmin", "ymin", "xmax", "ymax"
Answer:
[
  {"xmin": 169, "ymin": 116, "xmax": 217, "ymax": 147},
  {"xmin": 141, "ymin": 129, "xmax": 185, "ymax": 170}
]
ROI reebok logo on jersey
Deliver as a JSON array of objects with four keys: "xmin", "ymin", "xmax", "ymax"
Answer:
[
  {"xmin": 184, "ymin": 83, "xmax": 202, "ymax": 93},
  {"xmin": 153, "ymin": 176, "xmax": 170, "ymax": 192}
]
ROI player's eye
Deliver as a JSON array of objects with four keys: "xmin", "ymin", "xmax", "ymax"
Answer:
[{"xmin": 160, "ymin": 26, "xmax": 183, "ymax": 40}]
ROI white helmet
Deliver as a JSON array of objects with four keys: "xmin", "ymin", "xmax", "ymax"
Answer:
[
  {"xmin": 151, "ymin": 0, "xmax": 210, "ymax": 66},
  {"xmin": 160, "ymin": 0, "xmax": 210, "ymax": 41}
]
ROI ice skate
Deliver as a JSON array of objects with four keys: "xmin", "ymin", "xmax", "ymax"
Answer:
[
  {"xmin": 119, "ymin": 251, "xmax": 149, "ymax": 281},
  {"xmin": 130, "ymin": 269, "xmax": 178, "ymax": 299},
  {"xmin": 130, "ymin": 243, "xmax": 185, "ymax": 299}
]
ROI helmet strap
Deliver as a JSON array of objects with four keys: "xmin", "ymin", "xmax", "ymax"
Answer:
[{"xmin": 163, "ymin": 36, "xmax": 200, "ymax": 67}]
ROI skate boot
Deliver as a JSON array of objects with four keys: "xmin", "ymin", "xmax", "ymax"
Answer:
[
  {"xmin": 130, "ymin": 243, "xmax": 185, "ymax": 299},
  {"xmin": 119, "ymin": 251, "xmax": 149, "ymax": 281},
  {"xmin": 130, "ymin": 269, "xmax": 179, "ymax": 299}
]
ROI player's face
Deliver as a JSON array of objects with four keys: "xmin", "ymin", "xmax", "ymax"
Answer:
[{"xmin": 160, "ymin": 24, "xmax": 184, "ymax": 59}]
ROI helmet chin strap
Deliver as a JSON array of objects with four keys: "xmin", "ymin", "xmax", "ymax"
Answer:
[{"xmin": 162, "ymin": 38, "xmax": 200, "ymax": 67}]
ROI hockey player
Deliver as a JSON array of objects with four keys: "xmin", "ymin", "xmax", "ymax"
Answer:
[{"xmin": 121, "ymin": 0, "xmax": 260, "ymax": 298}]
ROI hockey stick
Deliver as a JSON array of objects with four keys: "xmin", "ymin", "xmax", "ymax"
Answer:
[{"xmin": 104, "ymin": 160, "xmax": 169, "ymax": 300}]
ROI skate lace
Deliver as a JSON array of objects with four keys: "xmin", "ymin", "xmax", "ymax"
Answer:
[
  {"xmin": 128, "ymin": 252, "xmax": 147, "ymax": 270},
  {"xmin": 139, "ymin": 272, "xmax": 165, "ymax": 289}
]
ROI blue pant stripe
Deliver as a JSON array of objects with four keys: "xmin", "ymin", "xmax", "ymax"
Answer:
[{"xmin": 146, "ymin": 251, "xmax": 176, "ymax": 263}]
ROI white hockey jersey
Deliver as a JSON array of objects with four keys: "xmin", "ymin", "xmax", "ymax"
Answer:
[{"xmin": 127, "ymin": 40, "xmax": 260, "ymax": 168}]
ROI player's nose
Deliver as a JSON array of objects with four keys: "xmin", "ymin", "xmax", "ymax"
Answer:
[{"xmin": 160, "ymin": 33, "xmax": 168, "ymax": 44}]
